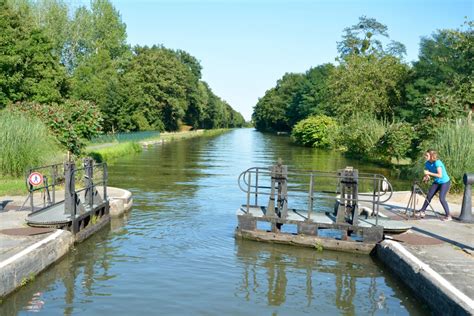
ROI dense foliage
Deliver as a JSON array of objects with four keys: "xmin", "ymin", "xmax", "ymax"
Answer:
[
  {"xmin": 253, "ymin": 16, "xmax": 473, "ymax": 186},
  {"xmin": 0, "ymin": 0, "xmax": 244, "ymax": 158},
  {"xmin": 291, "ymin": 115, "xmax": 337, "ymax": 148},
  {"xmin": 12, "ymin": 101, "xmax": 102, "ymax": 155}
]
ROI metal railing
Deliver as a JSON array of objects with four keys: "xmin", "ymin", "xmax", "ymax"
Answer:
[
  {"xmin": 23, "ymin": 159, "xmax": 108, "ymax": 217},
  {"xmin": 65, "ymin": 158, "xmax": 108, "ymax": 219},
  {"xmin": 23, "ymin": 163, "xmax": 64, "ymax": 211},
  {"xmin": 238, "ymin": 165, "xmax": 393, "ymax": 226}
]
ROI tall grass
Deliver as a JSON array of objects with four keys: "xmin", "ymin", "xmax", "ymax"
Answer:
[
  {"xmin": 87, "ymin": 142, "xmax": 142, "ymax": 163},
  {"xmin": 427, "ymin": 119, "xmax": 474, "ymax": 192},
  {"xmin": 0, "ymin": 110, "xmax": 60, "ymax": 177}
]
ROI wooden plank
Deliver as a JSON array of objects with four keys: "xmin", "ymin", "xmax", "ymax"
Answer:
[{"xmin": 235, "ymin": 229, "xmax": 376, "ymax": 254}]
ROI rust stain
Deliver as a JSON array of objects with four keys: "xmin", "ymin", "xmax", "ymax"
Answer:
[{"xmin": 0, "ymin": 227, "xmax": 55, "ymax": 236}]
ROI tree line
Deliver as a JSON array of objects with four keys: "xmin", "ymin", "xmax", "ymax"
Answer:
[
  {"xmin": 253, "ymin": 17, "xmax": 472, "ymax": 161},
  {"xmin": 0, "ymin": 0, "xmax": 245, "ymax": 143}
]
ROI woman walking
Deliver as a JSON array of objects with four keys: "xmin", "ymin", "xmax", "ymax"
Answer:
[{"xmin": 419, "ymin": 150, "xmax": 452, "ymax": 220}]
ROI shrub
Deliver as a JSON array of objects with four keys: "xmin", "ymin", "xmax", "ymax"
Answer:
[
  {"xmin": 292, "ymin": 115, "xmax": 338, "ymax": 148},
  {"xmin": 377, "ymin": 122, "xmax": 414, "ymax": 163},
  {"xmin": 0, "ymin": 110, "xmax": 60, "ymax": 177},
  {"xmin": 12, "ymin": 100, "xmax": 103, "ymax": 155},
  {"xmin": 337, "ymin": 114, "xmax": 386, "ymax": 159}
]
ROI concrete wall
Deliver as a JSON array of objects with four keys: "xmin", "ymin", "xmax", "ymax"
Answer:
[
  {"xmin": 376, "ymin": 241, "xmax": 474, "ymax": 315},
  {"xmin": 0, "ymin": 230, "xmax": 74, "ymax": 298}
]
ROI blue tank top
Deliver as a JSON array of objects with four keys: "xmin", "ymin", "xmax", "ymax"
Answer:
[{"xmin": 425, "ymin": 160, "xmax": 450, "ymax": 184}]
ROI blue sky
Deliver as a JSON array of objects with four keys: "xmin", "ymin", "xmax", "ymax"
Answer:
[{"xmin": 106, "ymin": 0, "xmax": 472, "ymax": 120}]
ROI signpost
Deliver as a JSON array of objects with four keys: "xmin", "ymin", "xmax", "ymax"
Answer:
[{"xmin": 28, "ymin": 172, "xmax": 43, "ymax": 186}]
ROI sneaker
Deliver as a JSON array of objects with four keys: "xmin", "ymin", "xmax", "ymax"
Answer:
[
  {"xmin": 415, "ymin": 211, "xmax": 426, "ymax": 219},
  {"xmin": 442, "ymin": 216, "xmax": 452, "ymax": 221}
]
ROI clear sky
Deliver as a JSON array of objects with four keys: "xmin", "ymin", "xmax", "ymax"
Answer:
[{"xmin": 105, "ymin": 0, "xmax": 472, "ymax": 120}]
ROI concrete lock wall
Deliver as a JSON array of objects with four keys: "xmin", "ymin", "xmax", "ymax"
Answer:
[{"xmin": 0, "ymin": 230, "xmax": 74, "ymax": 298}]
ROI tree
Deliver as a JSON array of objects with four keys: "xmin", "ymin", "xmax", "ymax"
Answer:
[
  {"xmin": 252, "ymin": 73, "xmax": 306, "ymax": 132},
  {"xmin": 329, "ymin": 54, "xmax": 408, "ymax": 119},
  {"xmin": 405, "ymin": 21, "xmax": 473, "ymax": 123},
  {"xmin": 337, "ymin": 16, "xmax": 406, "ymax": 58},
  {"xmin": 0, "ymin": 0, "xmax": 67, "ymax": 108}
]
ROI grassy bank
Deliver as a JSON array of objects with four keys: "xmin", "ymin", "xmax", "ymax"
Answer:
[
  {"xmin": 0, "ymin": 177, "xmax": 26, "ymax": 196},
  {"xmin": 86, "ymin": 129, "xmax": 231, "ymax": 163},
  {"xmin": 87, "ymin": 142, "xmax": 143, "ymax": 163},
  {"xmin": 141, "ymin": 129, "xmax": 229, "ymax": 144}
]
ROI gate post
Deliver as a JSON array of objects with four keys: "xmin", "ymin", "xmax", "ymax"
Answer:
[
  {"xmin": 84, "ymin": 158, "xmax": 94, "ymax": 208},
  {"xmin": 64, "ymin": 161, "xmax": 76, "ymax": 219}
]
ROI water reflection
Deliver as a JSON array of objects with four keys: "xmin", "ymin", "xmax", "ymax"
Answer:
[
  {"xmin": 235, "ymin": 239, "xmax": 423, "ymax": 315},
  {"xmin": 0, "ymin": 225, "xmax": 114, "ymax": 315},
  {"xmin": 0, "ymin": 129, "xmax": 425, "ymax": 315}
]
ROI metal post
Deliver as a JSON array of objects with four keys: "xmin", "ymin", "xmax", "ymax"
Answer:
[
  {"xmin": 375, "ymin": 178, "xmax": 380, "ymax": 226},
  {"xmin": 246, "ymin": 171, "xmax": 252, "ymax": 213},
  {"xmin": 84, "ymin": 158, "xmax": 94, "ymax": 208},
  {"xmin": 279, "ymin": 164, "xmax": 288, "ymax": 219},
  {"xmin": 52, "ymin": 165, "xmax": 57, "ymax": 204},
  {"xmin": 308, "ymin": 173, "xmax": 314, "ymax": 221},
  {"xmin": 267, "ymin": 166, "xmax": 276, "ymax": 217},
  {"xmin": 352, "ymin": 169, "xmax": 359, "ymax": 225},
  {"xmin": 254, "ymin": 168, "xmax": 259, "ymax": 206},
  {"xmin": 64, "ymin": 161, "xmax": 76, "ymax": 217},
  {"xmin": 459, "ymin": 173, "xmax": 473, "ymax": 223},
  {"xmin": 103, "ymin": 163, "xmax": 108, "ymax": 202}
]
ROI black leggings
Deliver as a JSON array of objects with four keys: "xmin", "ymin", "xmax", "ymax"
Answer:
[{"xmin": 421, "ymin": 181, "xmax": 451, "ymax": 216}]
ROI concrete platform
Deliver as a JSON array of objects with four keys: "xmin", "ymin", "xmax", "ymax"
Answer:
[
  {"xmin": 0, "ymin": 186, "xmax": 133, "ymax": 298},
  {"xmin": 374, "ymin": 192, "xmax": 474, "ymax": 315}
]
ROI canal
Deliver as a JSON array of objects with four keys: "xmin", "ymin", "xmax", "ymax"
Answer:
[{"xmin": 1, "ymin": 128, "xmax": 429, "ymax": 315}]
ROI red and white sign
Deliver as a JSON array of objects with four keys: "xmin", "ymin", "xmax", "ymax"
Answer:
[{"xmin": 28, "ymin": 172, "xmax": 44, "ymax": 186}]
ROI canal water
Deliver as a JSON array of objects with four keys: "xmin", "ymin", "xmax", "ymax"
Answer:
[{"xmin": 1, "ymin": 129, "xmax": 429, "ymax": 315}]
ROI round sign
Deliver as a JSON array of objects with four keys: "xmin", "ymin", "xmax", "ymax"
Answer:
[{"xmin": 28, "ymin": 172, "xmax": 44, "ymax": 186}]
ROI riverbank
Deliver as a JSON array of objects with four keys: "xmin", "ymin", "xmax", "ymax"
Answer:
[
  {"xmin": 0, "ymin": 187, "xmax": 133, "ymax": 299},
  {"xmin": 86, "ymin": 129, "xmax": 230, "ymax": 162}
]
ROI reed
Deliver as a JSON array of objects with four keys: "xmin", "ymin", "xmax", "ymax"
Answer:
[
  {"xmin": 0, "ymin": 110, "xmax": 60, "ymax": 177},
  {"xmin": 428, "ymin": 119, "xmax": 474, "ymax": 192}
]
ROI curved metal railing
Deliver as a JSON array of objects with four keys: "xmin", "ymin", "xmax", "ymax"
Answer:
[{"xmin": 238, "ymin": 166, "xmax": 393, "ymax": 225}]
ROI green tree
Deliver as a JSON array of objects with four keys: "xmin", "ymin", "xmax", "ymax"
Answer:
[
  {"xmin": 0, "ymin": 0, "xmax": 67, "ymax": 107},
  {"xmin": 337, "ymin": 16, "xmax": 406, "ymax": 58},
  {"xmin": 405, "ymin": 22, "xmax": 473, "ymax": 123},
  {"xmin": 329, "ymin": 54, "xmax": 408, "ymax": 119},
  {"xmin": 253, "ymin": 73, "xmax": 306, "ymax": 132}
]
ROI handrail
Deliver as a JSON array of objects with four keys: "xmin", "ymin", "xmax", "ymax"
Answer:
[{"xmin": 238, "ymin": 167, "xmax": 393, "ymax": 204}]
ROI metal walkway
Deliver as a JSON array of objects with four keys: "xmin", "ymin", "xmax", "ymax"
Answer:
[
  {"xmin": 24, "ymin": 159, "xmax": 109, "ymax": 234},
  {"xmin": 236, "ymin": 161, "xmax": 411, "ymax": 246}
]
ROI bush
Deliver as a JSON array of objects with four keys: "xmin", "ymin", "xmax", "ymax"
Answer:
[
  {"xmin": 292, "ymin": 115, "xmax": 338, "ymax": 148},
  {"xmin": 0, "ymin": 110, "xmax": 60, "ymax": 177},
  {"xmin": 338, "ymin": 114, "xmax": 386, "ymax": 159},
  {"xmin": 377, "ymin": 122, "xmax": 414, "ymax": 163},
  {"xmin": 12, "ymin": 100, "xmax": 103, "ymax": 155}
]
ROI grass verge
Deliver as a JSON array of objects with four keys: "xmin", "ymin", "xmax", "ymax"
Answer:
[
  {"xmin": 0, "ymin": 177, "xmax": 26, "ymax": 196},
  {"xmin": 87, "ymin": 142, "xmax": 142, "ymax": 163}
]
